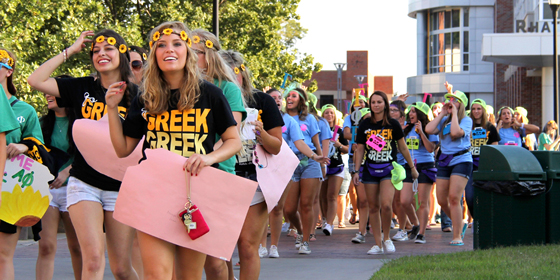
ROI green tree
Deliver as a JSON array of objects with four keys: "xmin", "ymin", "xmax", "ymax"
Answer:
[{"xmin": 0, "ymin": 0, "xmax": 321, "ymax": 116}]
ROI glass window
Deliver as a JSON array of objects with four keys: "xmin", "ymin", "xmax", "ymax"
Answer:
[
  {"xmin": 428, "ymin": 8, "xmax": 470, "ymax": 74},
  {"xmin": 452, "ymin": 10, "xmax": 460, "ymax": 28}
]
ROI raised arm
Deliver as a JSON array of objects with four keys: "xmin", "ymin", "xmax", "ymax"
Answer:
[
  {"xmin": 105, "ymin": 82, "xmax": 140, "ymax": 158},
  {"xmin": 28, "ymin": 31, "xmax": 94, "ymax": 97}
]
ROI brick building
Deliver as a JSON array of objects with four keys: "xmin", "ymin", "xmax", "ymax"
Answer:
[{"xmin": 304, "ymin": 51, "xmax": 393, "ymax": 114}]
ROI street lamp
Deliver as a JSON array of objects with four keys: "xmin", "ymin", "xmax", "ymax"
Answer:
[
  {"xmin": 550, "ymin": 0, "xmax": 560, "ymax": 124},
  {"xmin": 334, "ymin": 63, "xmax": 346, "ymax": 111}
]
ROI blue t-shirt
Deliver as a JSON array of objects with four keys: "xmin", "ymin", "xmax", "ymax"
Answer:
[
  {"xmin": 436, "ymin": 116, "xmax": 472, "ymax": 165},
  {"xmin": 498, "ymin": 127, "xmax": 525, "ymax": 146},
  {"xmin": 318, "ymin": 117, "xmax": 333, "ymax": 143},
  {"xmin": 343, "ymin": 115, "xmax": 352, "ymax": 130},
  {"xmin": 282, "ymin": 113, "xmax": 304, "ymax": 151},
  {"xmin": 288, "ymin": 114, "xmax": 320, "ymax": 153},
  {"xmin": 405, "ymin": 129, "xmax": 439, "ymax": 164}
]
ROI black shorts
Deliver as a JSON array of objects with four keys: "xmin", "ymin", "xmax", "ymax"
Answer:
[
  {"xmin": 404, "ymin": 162, "xmax": 436, "ymax": 184},
  {"xmin": 0, "ymin": 220, "xmax": 42, "ymax": 241}
]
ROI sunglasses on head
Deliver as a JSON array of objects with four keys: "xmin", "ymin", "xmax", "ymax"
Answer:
[
  {"xmin": 131, "ymin": 60, "xmax": 143, "ymax": 70},
  {"xmin": 446, "ymin": 97, "xmax": 461, "ymax": 104}
]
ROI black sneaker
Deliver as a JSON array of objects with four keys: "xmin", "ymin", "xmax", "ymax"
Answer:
[
  {"xmin": 408, "ymin": 225, "xmax": 420, "ymax": 240},
  {"xmin": 415, "ymin": 234, "xmax": 426, "ymax": 244}
]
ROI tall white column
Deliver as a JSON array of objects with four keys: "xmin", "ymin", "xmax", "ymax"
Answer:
[{"xmin": 542, "ymin": 67, "xmax": 555, "ymax": 125}]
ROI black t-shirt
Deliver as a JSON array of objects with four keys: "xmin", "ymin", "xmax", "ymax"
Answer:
[
  {"xmin": 328, "ymin": 126, "xmax": 348, "ymax": 168},
  {"xmin": 56, "ymin": 77, "xmax": 137, "ymax": 191},
  {"xmin": 123, "ymin": 81, "xmax": 236, "ymax": 166},
  {"xmin": 235, "ymin": 91, "xmax": 284, "ymax": 174},
  {"xmin": 470, "ymin": 122, "xmax": 500, "ymax": 157},
  {"xmin": 356, "ymin": 118, "xmax": 404, "ymax": 165}
]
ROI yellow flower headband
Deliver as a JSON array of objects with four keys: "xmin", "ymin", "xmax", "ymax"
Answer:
[
  {"xmin": 0, "ymin": 50, "xmax": 14, "ymax": 69},
  {"xmin": 90, "ymin": 35, "xmax": 128, "ymax": 54},
  {"xmin": 149, "ymin": 28, "xmax": 191, "ymax": 49},
  {"xmin": 233, "ymin": 64, "xmax": 246, "ymax": 75},
  {"xmin": 192, "ymin": 35, "xmax": 215, "ymax": 50}
]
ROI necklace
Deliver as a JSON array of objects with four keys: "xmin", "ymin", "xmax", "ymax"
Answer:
[{"xmin": 55, "ymin": 122, "xmax": 64, "ymax": 133}]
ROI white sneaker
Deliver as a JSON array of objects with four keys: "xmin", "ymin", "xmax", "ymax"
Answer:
[
  {"xmin": 258, "ymin": 244, "xmax": 267, "ymax": 258},
  {"xmin": 298, "ymin": 241, "xmax": 311, "ymax": 254},
  {"xmin": 295, "ymin": 234, "xmax": 302, "ymax": 249},
  {"xmin": 391, "ymin": 229, "xmax": 408, "ymax": 242},
  {"xmin": 367, "ymin": 245, "xmax": 384, "ymax": 255},
  {"xmin": 323, "ymin": 224, "xmax": 333, "ymax": 236},
  {"xmin": 351, "ymin": 232, "xmax": 366, "ymax": 243},
  {"xmin": 268, "ymin": 245, "xmax": 279, "ymax": 258},
  {"xmin": 384, "ymin": 239, "xmax": 396, "ymax": 253},
  {"xmin": 281, "ymin": 222, "xmax": 290, "ymax": 232}
]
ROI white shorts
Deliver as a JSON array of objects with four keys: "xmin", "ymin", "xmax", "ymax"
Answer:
[
  {"xmin": 325, "ymin": 170, "xmax": 345, "ymax": 180},
  {"xmin": 49, "ymin": 186, "xmax": 69, "ymax": 212},
  {"xmin": 250, "ymin": 190, "xmax": 265, "ymax": 206},
  {"xmin": 67, "ymin": 177, "xmax": 118, "ymax": 211}
]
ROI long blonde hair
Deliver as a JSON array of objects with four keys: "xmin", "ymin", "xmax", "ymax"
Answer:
[
  {"xmin": 440, "ymin": 102, "xmax": 466, "ymax": 139},
  {"xmin": 219, "ymin": 50, "xmax": 255, "ymax": 105},
  {"xmin": 191, "ymin": 29, "xmax": 237, "ymax": 88},
  {"xmin": 142, "ymin": 22, "xmax": 202, "ymax": 114}
]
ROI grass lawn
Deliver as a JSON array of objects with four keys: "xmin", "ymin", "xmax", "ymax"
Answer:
[{"xmin": 371, "ymin": 244, "xmax": 560, "ymax": 279}]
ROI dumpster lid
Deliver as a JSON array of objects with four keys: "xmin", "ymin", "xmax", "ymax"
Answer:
[{"xmin": 475, "ymin": 146, "xmax": 545, "ymax": 181}]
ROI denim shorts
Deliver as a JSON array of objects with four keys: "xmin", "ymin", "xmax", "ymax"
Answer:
[
  {"xmin": 49, "ymin": 187, "xmax": 69, "ymax": 212},
  {"xmin": 236, "ymin": 172, "xmax": 265, "ymax": 206},
  {"xmin": 436, "ymin": 161, "xmax": 473, "ymax": 180},
  {"xmin": 404, "ymin": 162, "xmax": 436, "ymax": 184},
  {"xmin": 291, "ymin": 153, "xmax": 323, "ymax": 182},
  {"xmin": 67, "ymin": 177, "xmax": 119, "ymax": 211},
  {"xmin": 360, "ymin": 166, "xmax": 392, "ymax": 185}
]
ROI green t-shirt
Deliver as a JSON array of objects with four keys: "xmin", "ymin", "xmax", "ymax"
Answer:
[
  {"xmin": 0, "ymin": 88, "xmax": 18, "ymax": 134},
  {"xmin": 213, "ymin": 79, "xmax": 246, "ymax": 174},
  {"xmin": 5, "ymin": 95, "xmax": 44, "ymax": 145},
  {"xmin": 538, "ymin": 133, "xmax": 552, "ymax": 151},
  {"xmin": 51, "ymin": 116, "xmax": 74, "ymax": 171}
]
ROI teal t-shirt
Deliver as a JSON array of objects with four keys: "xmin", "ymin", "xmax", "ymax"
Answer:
[
  {"xmin": 50, "ymin": 116, "xmax": 74, "ymax": 172},
  {"xmin": 5, "ymin": 95, "xmax": 44, "ymax": 145},
  {"xmin": 538, "ymin": 133, "xmax": 552, "ymax": 151},
  {"xmin": 0, "ymin": 88, "xmax": 18, "ymax": 134},
  {"xmin": 213, "ymin": 79, "xmax": 246, "ymax": 174}
]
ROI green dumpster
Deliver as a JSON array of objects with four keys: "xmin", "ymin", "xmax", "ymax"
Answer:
[
  {"xmin": 531, "ymin": 151, "xmax": 560, "ymax": 244},
  {"xmin": 473, "ymin": 145, "xmax": 546, "ymax": 249}
]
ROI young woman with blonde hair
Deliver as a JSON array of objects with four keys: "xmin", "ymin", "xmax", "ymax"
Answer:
[
  {"xmin": 105, "ymin": 21, "xmax": 241, "ymax": 280},
  {"xmin": 425, "ymin": 84, "xmax": 472, "ymax": 246}
]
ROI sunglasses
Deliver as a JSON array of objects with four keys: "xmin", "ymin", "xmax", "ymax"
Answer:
[
  {"xmin": 446, "ymin": 97, "xmax": 462, "ymax": 104},
  {"xmin": 131, "ymin": 60, "xmax": 143, "ymax": 70}
]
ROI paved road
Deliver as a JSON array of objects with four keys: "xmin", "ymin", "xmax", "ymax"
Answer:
[{"xmin": 15, "ymin": 222, "xmax": 473, "ymax": 279}]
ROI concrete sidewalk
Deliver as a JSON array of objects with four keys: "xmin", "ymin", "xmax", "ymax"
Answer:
[{"xmin": 15, "ymin": 222, "xmax": 472, "ymax": 279}]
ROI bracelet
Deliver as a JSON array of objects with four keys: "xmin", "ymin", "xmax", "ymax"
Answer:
[
  {"xmin": 63, "ymin": 48, "xmax": 68, "ymax": 63},
  {"xmin": 521, "ymin": 123, "xmax": 525, "ymax": 129}
]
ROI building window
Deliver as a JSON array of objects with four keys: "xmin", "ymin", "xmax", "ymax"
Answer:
[{"xmin": 428, "ymin": 8, "xmax": 470, "ymax": 73}]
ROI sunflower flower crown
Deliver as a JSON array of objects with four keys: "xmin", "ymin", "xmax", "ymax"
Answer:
[
  {"xmin": 0, "ymin": 50, "xmax": 15, "ymax": 69},
  {"xmin": 192, "ymin": 35, "xmax": 216, "ymax": 50},
  {"xmin": 234, "ymin": 64, "xmax": 246, "ymax": 75},
  {"xmin": 91, "ymin": 35, "xmax": 128, "ymax": 54},
  {"xmin": 149, "ymin": 28, "xmax": 191, "ymax": 50}
]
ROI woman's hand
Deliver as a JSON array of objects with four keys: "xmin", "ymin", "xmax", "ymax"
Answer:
[
  {"xmin": 312, "ymin": 154, "xmax": 330, "ymax": 165},
  {"xmin": 252, "ymin": 120, "xmax": 264, "ymax": 143},
  {"xmin": 444, "ymin": 81, "xmax": 453, "ymax": 93},
  {"xmin": 6, "ymin": 143, "xmax": 28, "ymax": 159},
  {"xmin": 183, "ymin": 154, "xmax": 216, "ymax": 176},
  {"xmin": 105, "ymin": 81, "xmax": 127, "ymax": 109},
  {"xmin": 352, "ymin": 173, "xmax": 360, "ymax": 186},
  {"xmin": 50, "ymin": 168, "xmax": 70, "ymax": 189},
  {"xmin": 497, "ymin": 120, "xmax": 503, "ymax": 131},
  {"xmin": 450, "ymin": 101, "xmax": 458, "ymax": 116},
  {"xmin": 68, "ymin": 31, "xmax": 95, "ymax": 56},
  {"xmin": 411, "ymin": 167, "xmax": 419, "ymax": 181},
  {"xmin": 512, "ymin": 119, "xmax": 522, "ymax": 130},
  {"xmin": 415, "ymin": 121, "xmax": 423, "ymax": 134}
]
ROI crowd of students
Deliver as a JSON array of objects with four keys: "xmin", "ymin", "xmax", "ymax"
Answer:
[{"xmin": 0, "ymin": 21, "xmax": 558, "ymax": 280}]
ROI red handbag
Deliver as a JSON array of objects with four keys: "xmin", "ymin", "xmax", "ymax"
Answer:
[{"xmin": 179, "ymin": 172, "xmax": 210, "ymax": 240}]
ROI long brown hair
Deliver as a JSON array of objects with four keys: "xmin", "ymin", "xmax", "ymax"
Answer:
[
  {"xmin": 284, "ymin": 88, "xmax": 309, "ymax": 121},
  {"xmin": 469, "ymin": 103, "xmax": 488, "ymax": 129},
  {"xmin": 191, "ymin": 30, "xmax": 237, "ymax": 88},
  {"xmin": 90, "ymin": 30, "xmax": 133, "ymax": 106},
  {"xmin": 0, "ymin": 48, "xmax": 17, "ymax": 96},
  {"xmin": 369, "ymin": 91, "xmax": 391, "ymax": 126},
  {"xmin": 142, "ymin": 22, "xmax": 202, "ymax": 114}
]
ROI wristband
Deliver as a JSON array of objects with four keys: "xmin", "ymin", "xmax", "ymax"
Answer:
[{"xmin": 63, "ymin": 48, "xmax": 67, "ymax": 63}]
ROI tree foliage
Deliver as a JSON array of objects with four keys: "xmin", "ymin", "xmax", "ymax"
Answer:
[{"xmin": 0, "ymin": 0, "xmax": 321, "ymax": 116}]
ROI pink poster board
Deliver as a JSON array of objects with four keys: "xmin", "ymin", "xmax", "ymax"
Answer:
[
  {"xmin": 72, "ymin": 115, "xmax": 143, "ymax": 181},
  {"xmin": 253, "ymin": 140, "xmax": 299, "ymax": 213},
  {"xmin": 113, "ymin": 148, "xmax": 258, "ymax": 260}
]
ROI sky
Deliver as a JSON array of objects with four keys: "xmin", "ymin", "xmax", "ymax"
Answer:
[{"xmin": 294, "ymin": 1, "xmax": 417, "ymax": 95}]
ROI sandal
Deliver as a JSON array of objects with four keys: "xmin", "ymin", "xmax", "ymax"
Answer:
[
  {"xmin": 287, "ymin": 228, "xmax": 297, "ymax": 237},
  {"xmin": 449, "ymin": 240, "xmax": 464, "ymax": 246},
  {"xmin": 461, "ymin": 223, "xmax": 468, "ymax": 240},
  {"xmin": 349, "ymin": 214, "xmax": 357, "ymax": 225},
  {"xmin": 338, "ymin": 222, "xmax": 346, "ymax": 228},
  {"xmin": 310, "ymin": 234, "xmax": 317, "ymax": 241}
]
